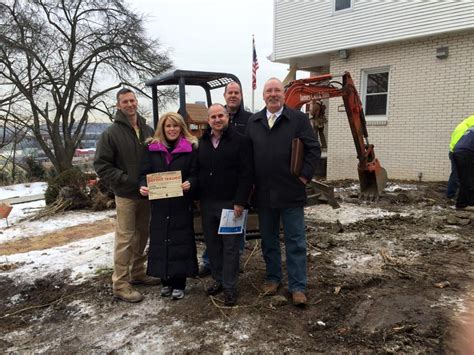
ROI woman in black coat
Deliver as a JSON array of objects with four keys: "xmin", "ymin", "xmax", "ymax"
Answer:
[{"xmin": 139, "ymin": 112, "xmax": 198, "ymax": 300}]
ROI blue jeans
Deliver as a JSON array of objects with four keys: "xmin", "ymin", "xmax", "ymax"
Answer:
[
  {"xmin": 447, "ymin": 151, "xmax": 459, "ymax": 198},
  {"xmin": 258, "ymin": 206, "xmax": 307, "ymax": 293},
  {"xmin": 202, "ymin": 231, "xmax": 245, "ymax": 267}
]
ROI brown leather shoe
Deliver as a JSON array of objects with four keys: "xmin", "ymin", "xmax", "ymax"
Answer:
[
  {"xmin": 292, "ymin": 291, "xmax": 307, "ymax": 307},
  {"xmin": 262, "ymin": 282, "xmax": 280, "ymax": 296},
  {"xmin": 113, "ymin": 286, "xmax": 144, "ymax": 303},
  {"xmin": 129, "ymin": 275, "xmax": 160, "ymax": 286}
]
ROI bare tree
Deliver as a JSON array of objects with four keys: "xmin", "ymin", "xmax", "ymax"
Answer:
[
  {"xmin": 0, "ymin": 0, "xmax": 174, "ymax": 173},
  {"xmin": 0, "ymin": 88, "xmax": 30, "ymax": 181}
]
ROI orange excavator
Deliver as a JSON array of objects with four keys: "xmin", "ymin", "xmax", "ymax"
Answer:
[{"xmin": 284, "ymin": 71, "xmax": 388, "ymax": 199}]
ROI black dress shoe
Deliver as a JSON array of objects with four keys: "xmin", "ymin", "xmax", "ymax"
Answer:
[
  {"xmin": 206, "ymin": 282, "xmax": 223, "ymax": 296},
  {"xmin": 224, "ymin": 289, "xmax": 237, "ymax": 306}
]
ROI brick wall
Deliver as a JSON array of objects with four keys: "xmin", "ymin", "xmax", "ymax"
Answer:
[{"xmin": 327, "ymin": 30, "xmax": 474, "ymax": 181}]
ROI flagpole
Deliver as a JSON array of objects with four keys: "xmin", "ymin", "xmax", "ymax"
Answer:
[
  {"xmin": 251, "ymin": 35, "xmax": 259, "ymax": 113},
  {"xmin": 251, "ymin": 34, "xmax": 255, "ymax": 113}
]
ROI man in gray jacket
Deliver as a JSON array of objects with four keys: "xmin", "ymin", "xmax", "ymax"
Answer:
[{"xmin": 94, "ymin": 88, "xmax": 159, "ymax": 303}]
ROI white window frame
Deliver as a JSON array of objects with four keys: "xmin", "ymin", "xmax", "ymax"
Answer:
[
  {"xmin": 360, "ymin": 67, "xmax": 390, "ymax": 123},
  {"xmin": 333, "ymin": 0, "xmax": 353, "ymax": 14}
]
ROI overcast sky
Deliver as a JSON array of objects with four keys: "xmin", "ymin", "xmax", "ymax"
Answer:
[{"xmin": 131, "ymin": 0, "xmax": 291, "ymax": 113}]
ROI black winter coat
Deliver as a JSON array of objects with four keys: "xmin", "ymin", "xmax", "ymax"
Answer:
[
  {"xmin": 94, "ymin": 111, "xmax": 154, "ymax": 199},
  {"xmin": 197, "ymin": 126, "xmax": 253, "ymax": 206},
  {"xmin": 245, "ymin": 105, "xmax": 321, "ymax": 208},
  {"xmin": 228, "ymin": 105, "xmax": 252, "ymax": 135},
  {"xmin": 139, "ymin": 139, "xmax": 198, "ymax": 279}
]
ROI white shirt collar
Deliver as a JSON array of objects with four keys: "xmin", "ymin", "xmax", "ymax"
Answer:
[{"xmin": 266, "ymin": 106, "xmax": 284, "ymax": 119}]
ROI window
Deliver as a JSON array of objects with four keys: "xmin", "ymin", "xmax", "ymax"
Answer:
[
  {"xmin": 361, "ymin": 68, "xmax": 390, "ymax": 121},
  {"xmin": 334, "ymin": 0, "xmax": 352, "ymax": 12}
]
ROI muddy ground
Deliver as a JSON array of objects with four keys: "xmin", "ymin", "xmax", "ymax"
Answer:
[{"xmin": 1, "ymin": 181, "xmax": 473, "ymax": 353}]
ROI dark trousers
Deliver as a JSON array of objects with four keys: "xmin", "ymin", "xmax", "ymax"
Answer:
[
  {"xmin": 201, "ymin": 200, "xmax": 242, "ymax": 291},
  {"xmin": 162, "ymin": 276, "xmax": 186, "ymax": 290},
  {"xmin": 453, "ymin": 151, "xmax": 474, "ymax": 208},
  {"xmin": 201, "ymin": 232, "xmax": 245, "ymax": 267},
  {"xmin": 447, "ymin": 151, "xmax": 459, "ymax": 198}
]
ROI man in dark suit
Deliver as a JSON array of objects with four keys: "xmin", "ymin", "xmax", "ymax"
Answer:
[
  {"xmin": 197, "ymin": 103, "xmax": 253, "ymax": 306},
  {"xmin": 198, "ymin": 82, "xmax": 252, "ymax": 277},
  {"xmin": 245, "ymin": 78, "xmax": 320, "ymax": 307}
]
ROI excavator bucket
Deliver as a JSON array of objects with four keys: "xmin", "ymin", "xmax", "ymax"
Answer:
[{"xmin": 358, "ymin": 159, "xmax": 388, "ymax": 200}]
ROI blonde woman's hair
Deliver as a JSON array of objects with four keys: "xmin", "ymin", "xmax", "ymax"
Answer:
[{"xmin": 148, "ymin": 112, "xmax": 198, "ymax": 148}]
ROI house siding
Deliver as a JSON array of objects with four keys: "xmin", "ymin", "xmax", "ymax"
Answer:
[
  {"xmin": 326, "ymin": 30, "xmax": 474, "ymax": 182},
  {"xmin": 274, "ymin": 0, "xmax": 474, "ymax": 61}
]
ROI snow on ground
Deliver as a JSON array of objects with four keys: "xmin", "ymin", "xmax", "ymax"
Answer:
[
  {"xmin": 2, "ymin": 233, "xmax": 114, "ymax": 285},
  {"xmin": 410, "ymin": 232, "xmax": 459, "ymax": 242},
  {"xmin": 0, "ymin": 181, "xmax": 47, "ymax": 199},
  {"xmin": 332, "ymin": 245, "xmax": 421, "ymax": 275},
  {"xmin": 312, "ymin": 182, "xmax": 426, "ymax": 225},
  {"xmin": 332, "ymin": 250, "xmax": 385, "ymax": 274},
  {"xmin": 0, "ymin": 209, "xmax": 116, "ymax": 243},
  {"xmin": 305, "ymin": 203, "xmax": 406, "ymax": 224},
  {"xmin": 384, "ymin": 183, "xmax": 419, "ymax": 192},
  {"xmin": 87, "ymin": 311, "xmax": 170, "ymax": 353},
  {"xmin": 0, "ymin": 182, "xmax": 49, "ymax": 228},
  {"xmin": 2, "ymin": 292, "xmax": 171, "ymax": 353},
  {"xmin": 0, "ymin": 200, "xmax": 45, "ymax": 228},
  {"xmin": 334, "ymin": 182, "xmax": 418, "ymax": 193},
  {"xmin": 0, "ymin": 181, "xmax": 115, "ymax": 242},
  {"xmin": 3, "ymin": 291, "xmax": 258, "ymax": 354}
]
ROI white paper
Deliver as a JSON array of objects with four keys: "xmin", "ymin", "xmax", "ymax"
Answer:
[{"xmin": 218, "ymin": 208, "xmax": 248, "ymax": 235}]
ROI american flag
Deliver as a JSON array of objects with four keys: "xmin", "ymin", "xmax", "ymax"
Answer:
[{"xmin": 252, "ymin": 37, "xmax": 259, "ymax": 90}]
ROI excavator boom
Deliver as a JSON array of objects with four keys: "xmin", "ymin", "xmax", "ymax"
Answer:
[{"xmin": 284, "ymin": 72, "xmax": 388, "ymax": 199}]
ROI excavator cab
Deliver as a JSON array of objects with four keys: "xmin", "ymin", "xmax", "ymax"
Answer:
[{"xmin": 145, "ymin": 69, "xmax": 243, "ymax": 134}]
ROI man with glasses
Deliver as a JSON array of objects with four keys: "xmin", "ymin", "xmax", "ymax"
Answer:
[{"xmin": 245, "ymin": 78, "xmax": 320, "ymax": 307}]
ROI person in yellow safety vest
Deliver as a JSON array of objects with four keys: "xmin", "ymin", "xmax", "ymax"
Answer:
[{"xmin": 447, "ymin": 115, "xmax": 474, "ymax": 199}]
